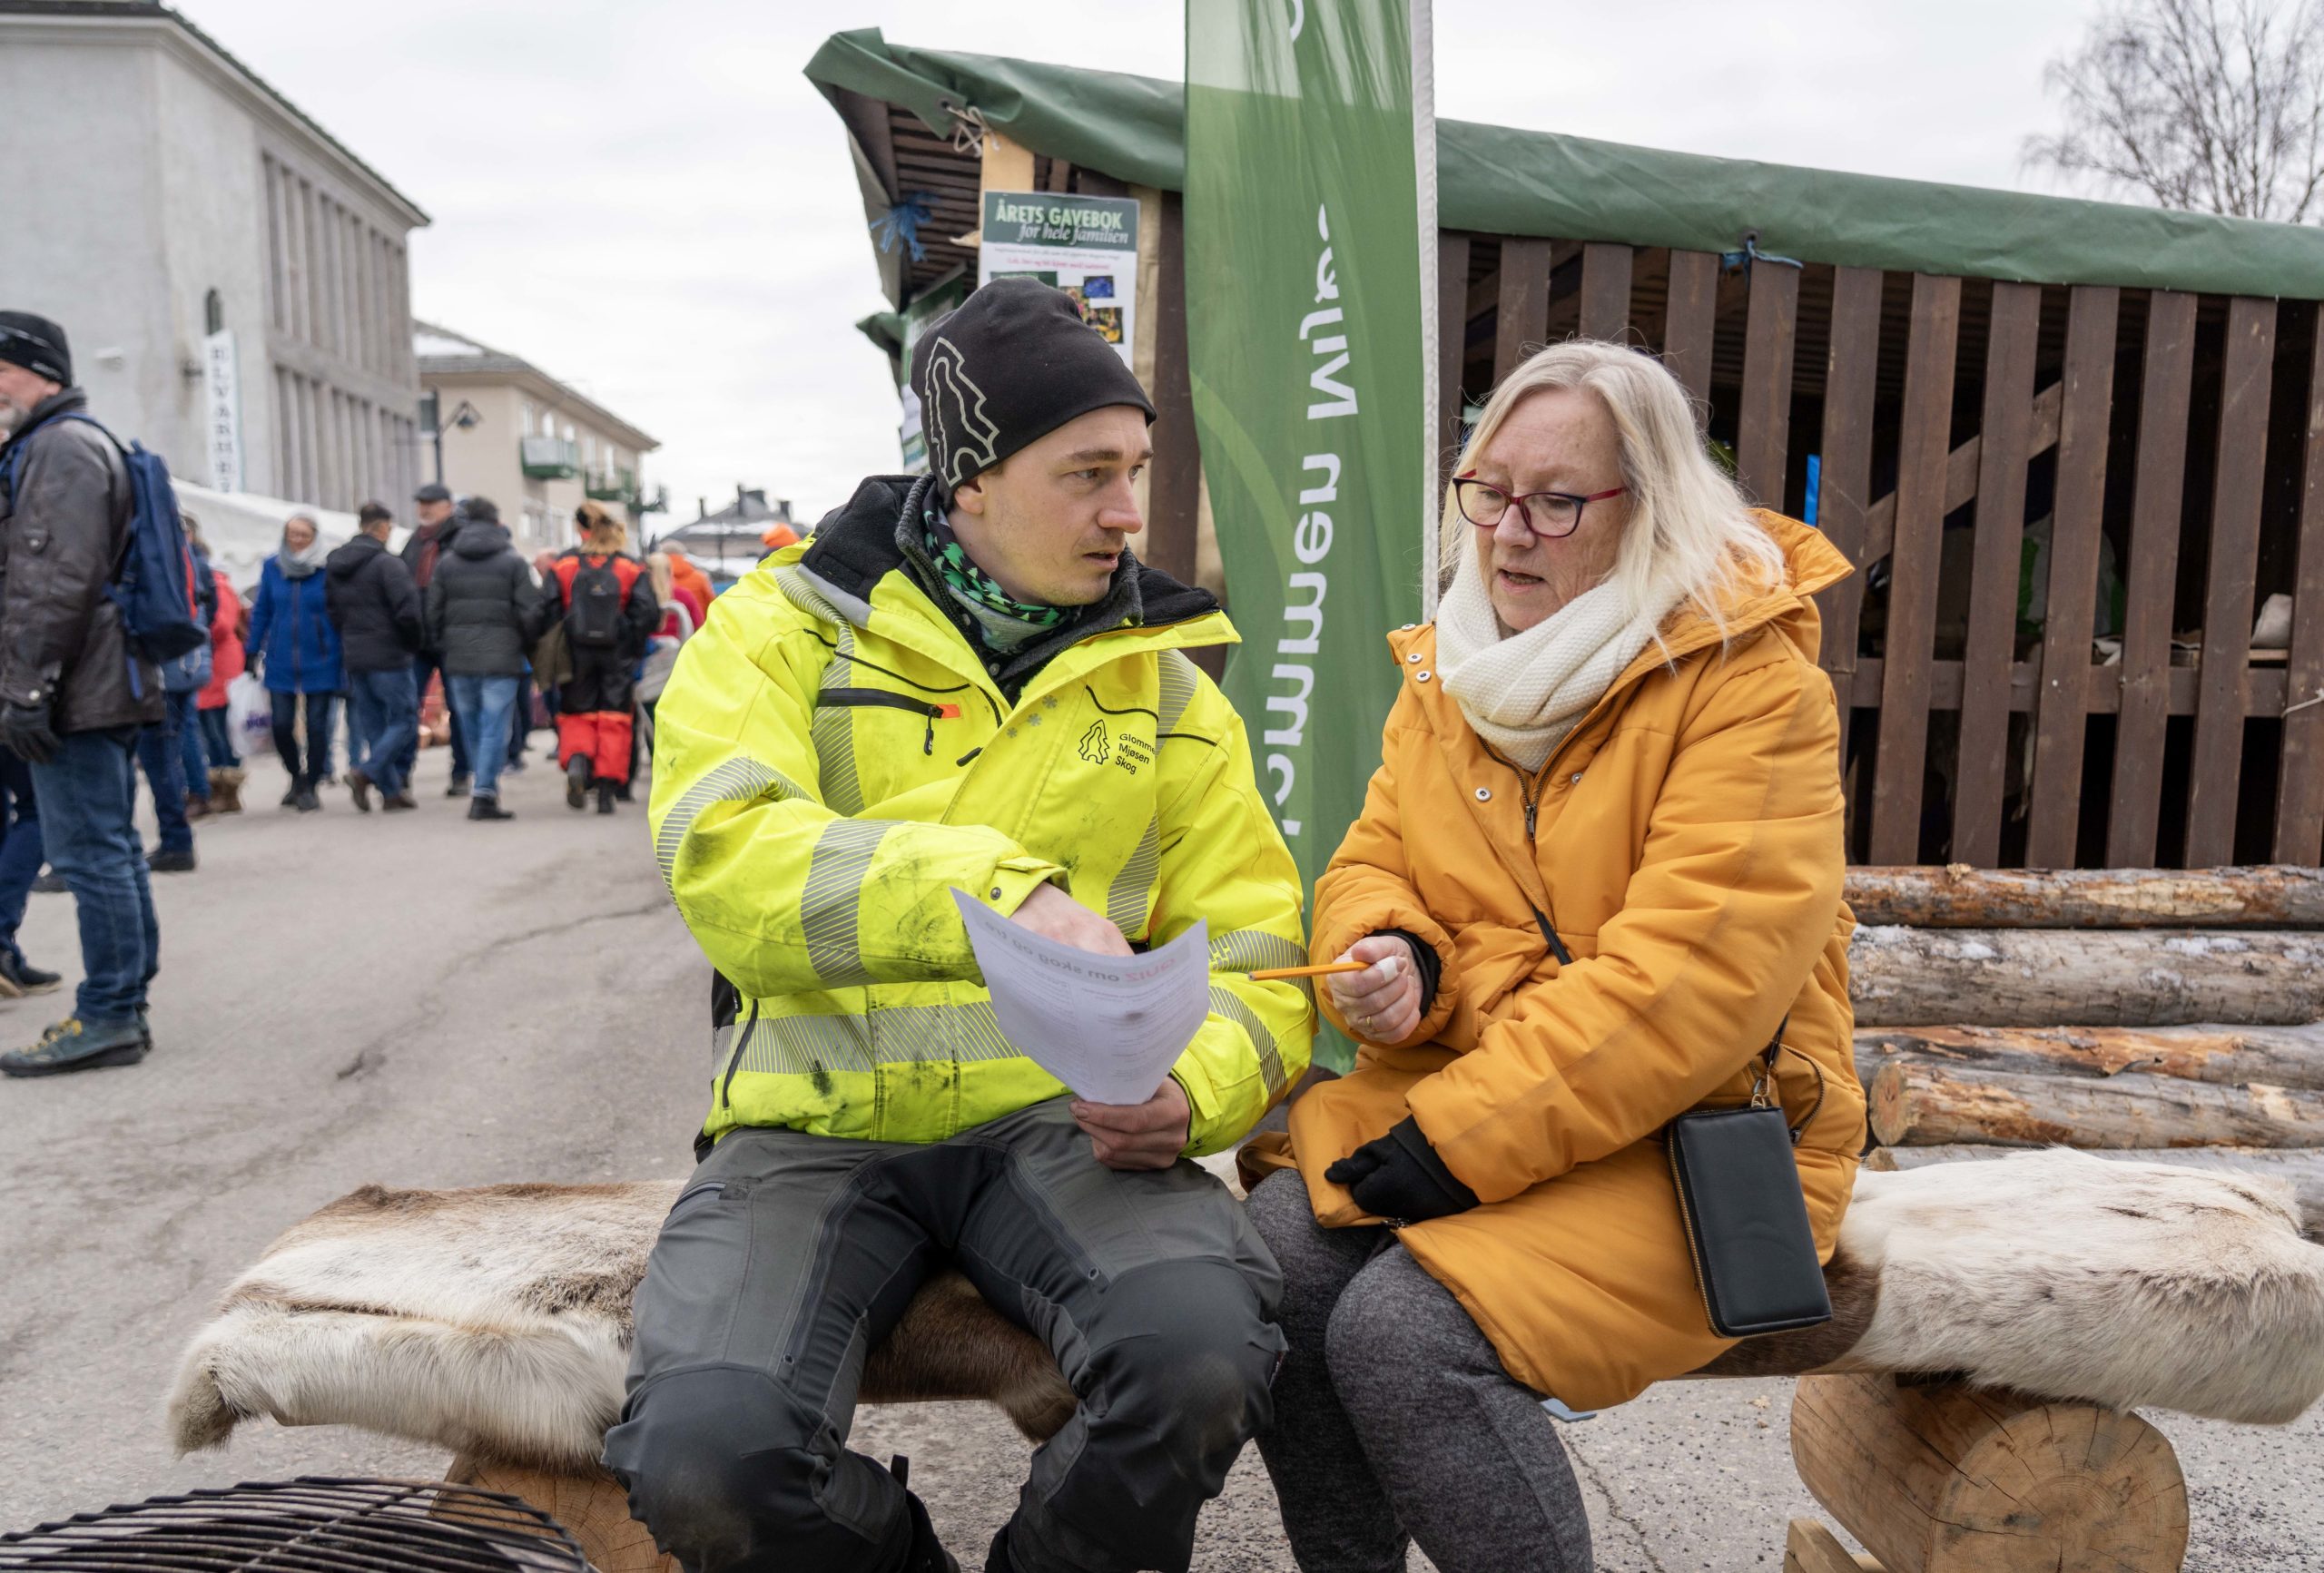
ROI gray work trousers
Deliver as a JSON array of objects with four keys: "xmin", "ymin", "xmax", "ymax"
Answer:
[
  {"xmin": 1246, "ymin": 1172, "xmax": 1594, "ymax": 1573},
  {"xmin": 604, "ymin": 1099, "xmax": 1286, "ymax": 1573}
]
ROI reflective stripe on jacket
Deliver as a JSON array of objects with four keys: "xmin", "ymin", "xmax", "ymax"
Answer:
[{"xmin": 648, "ymin": 535, "xmax": 1315, "ymax": 1155}]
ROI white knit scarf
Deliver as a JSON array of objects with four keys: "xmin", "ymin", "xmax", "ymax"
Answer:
[{"xmin": 1433, "ymin": 554, "xmax": 1679, "ymax": 773}]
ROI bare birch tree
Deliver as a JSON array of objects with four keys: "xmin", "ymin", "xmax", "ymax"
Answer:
[{"xmin": 2025, "ymin": 0, "xmax": 2324, "ymax": 221}]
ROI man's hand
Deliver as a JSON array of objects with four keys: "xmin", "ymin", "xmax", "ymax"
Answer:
[
  {"xmin": 0, "ymin": 702, "xmax": 60, "ymax": 766},
  {"xmin": 1009, "ymin": 881, "xmax": 1133, "ymax": 957},
  {"xmin": 1073, "ymin": 1077, "xmax": 1192, "ymax": 1170},
  {"xmin": 1325, "ymin": 934, "xmax": 1421, "ymax": 1043}
]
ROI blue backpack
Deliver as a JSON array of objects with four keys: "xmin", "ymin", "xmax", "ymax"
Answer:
[{"xmin": 0, "ymin": 409, "xmax": 207, "ymax": 665}]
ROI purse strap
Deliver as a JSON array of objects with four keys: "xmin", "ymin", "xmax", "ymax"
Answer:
[{"xmin": 1530, "ymin": 902, "xmax": 1825, "ymax": 1145}]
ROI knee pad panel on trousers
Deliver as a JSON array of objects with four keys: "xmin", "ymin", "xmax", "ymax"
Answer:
[
  {"xmin": 1051, "ymin": 1261, "xmax": 1284, "ymax": 1556},
  {"xmin": 602, "ymin": 1365, "xmax": 901, "ymax": 1573}
]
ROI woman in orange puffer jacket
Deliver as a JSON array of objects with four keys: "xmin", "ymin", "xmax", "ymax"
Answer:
[{"xmin": 1246, "ymin": 340, "xmax": 1863, "ymax": 1573}]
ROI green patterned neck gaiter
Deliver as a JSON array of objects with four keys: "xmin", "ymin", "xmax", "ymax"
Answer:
[{"xmin": 921, "ymin": 500, "xmax": 1068, "ymax": 653}]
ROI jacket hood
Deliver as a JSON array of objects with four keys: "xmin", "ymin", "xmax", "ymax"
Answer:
[
  {"xmin": 325, "ymin": 534, "xmax": 387, "ymax": 580},
  {"xmin": 451, "ymin": 521, "xmax": 514, "ymax": 558},
  {"xmin": 800, "ymin": 473, "xmax": 1220, "ymax": 634}
]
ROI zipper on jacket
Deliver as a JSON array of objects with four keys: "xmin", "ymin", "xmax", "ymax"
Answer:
[{"xmin": 816, "ymin": 687, "xmax": 960, "ymax": 755}]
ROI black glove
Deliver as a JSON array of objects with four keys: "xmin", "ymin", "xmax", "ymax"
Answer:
[
  {"xmin": 0, "ymin": 702, "xmax": 60, "ymax": 766},
  {"xmin": 1324, "ymin": 1116, "xmax": 1481, "ymax": 1224}
]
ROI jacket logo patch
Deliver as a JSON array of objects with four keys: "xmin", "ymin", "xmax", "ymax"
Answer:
[{"xmin": 1078, "ymin": 720, "xmax": 1111, "ymax": 764}]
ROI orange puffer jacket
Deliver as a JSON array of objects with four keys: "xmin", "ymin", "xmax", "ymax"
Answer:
[{"xmin": 1269, "ymin": 512, "xmax": 1865, "ymax": 1411}]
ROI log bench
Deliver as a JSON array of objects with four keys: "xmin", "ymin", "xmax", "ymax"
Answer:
[{"xmin": 166, "ymin": 1147, "xmax": 2324, "ymax": 1572}]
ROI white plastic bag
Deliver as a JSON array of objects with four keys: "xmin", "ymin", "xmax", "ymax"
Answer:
[{"xmin": 228, "ymin": 672, "xmax": 271, "ymax": 752}]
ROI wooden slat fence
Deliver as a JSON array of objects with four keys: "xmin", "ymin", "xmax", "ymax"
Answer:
[{"xmin": 1443, "ymin": 237, "xmax": 2324, "ymax": 868}]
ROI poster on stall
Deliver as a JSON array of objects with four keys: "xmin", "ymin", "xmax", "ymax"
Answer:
[
  {"xmin": 977, "ymin": 191, "xmax": 1139, "ymax": 368},
  {"xmin": 898, "ymin": 275, "xmax": 968, "ymax": 473}
]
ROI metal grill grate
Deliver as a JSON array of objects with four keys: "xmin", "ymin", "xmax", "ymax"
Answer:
[{"xmin": 0, "ymin": 1477, "xmax": 590, "ymax": 1572}]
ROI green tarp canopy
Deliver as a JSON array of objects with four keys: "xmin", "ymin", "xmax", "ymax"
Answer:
[{"xmin": 809, "ymin": 26, "xmax": 2324, "ymax": 302}]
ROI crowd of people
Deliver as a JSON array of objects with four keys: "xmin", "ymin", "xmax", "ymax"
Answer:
[{"xmin": 0, "ymin": 307, "xmax": 710, "ymax": 1077}]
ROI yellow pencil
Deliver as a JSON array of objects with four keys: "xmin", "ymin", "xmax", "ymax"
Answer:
[{"xmin": 1246, "ymin": 960, "xmax": 1372, "ymax": 983}]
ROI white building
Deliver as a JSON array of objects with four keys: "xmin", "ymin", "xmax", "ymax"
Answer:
[{"xmin": 0, "ymin": 1, "xmax": 428, "ymax": 514}]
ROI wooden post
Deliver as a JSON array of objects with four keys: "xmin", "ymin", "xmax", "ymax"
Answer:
[
  {"xmin": 1146, "ymin": 192, "xmax": 1202, "ymax": 593},
  {"xmin": 1790, "ymin": 1374, "xmax": 2189, "ymax": 1573},
  {"xmin": 1842, "ymin": 863, "xmax": 2324, "ymax": 929},
  {"xmin": 1866, "ymin": 1056, "xmax": 2324, "ymax": 1148}
]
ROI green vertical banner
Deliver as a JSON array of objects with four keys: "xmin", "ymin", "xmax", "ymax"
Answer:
[{"xmin": 1185, "ymin": 0, "xmax": 1437, "ymax": 1062}]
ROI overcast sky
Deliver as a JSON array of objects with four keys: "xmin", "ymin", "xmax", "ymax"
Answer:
[{"xmin": 178, "ymin": 0, "xmax": 2103, "ymax": 527}]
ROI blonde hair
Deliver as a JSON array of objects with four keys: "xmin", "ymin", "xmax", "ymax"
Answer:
[
  {"xmin": 1441, "ymin": 339, "xmax": 1785, "ymax": 643},
  {"xmin": 645, "ymin": 551, "xmax": 674, "ymax": 605}
]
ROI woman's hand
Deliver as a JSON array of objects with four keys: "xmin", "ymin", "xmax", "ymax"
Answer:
[{"xmin": 1327, "ymin": 934, "xmax": 1422, "ymax": 1043}]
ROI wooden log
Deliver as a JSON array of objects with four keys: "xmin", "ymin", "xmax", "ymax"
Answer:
[
  {"xmin": 1787, "ymin": 1519, "xmax": 1885, "ymax": 1573},
  {"xmin": 1843, "ymin": 864, "xmax": 2324, "ymax": 929},
  {"xmin": 1855, "ymin": 1022, "xmax": 2324, "ymax": 1091},
  {"xmin": 1864, "ymin": 1143, "xmax": 2324, "ymax": 1238},
  {"xmin": 1790, "ymin": 1374, "xmax": 2188, "ymax": 1573},
  {"xmin": 1866, "ymin": 1057, "xmax": 2324, "ymax": 1149},
  {"xmin": 448, "ymin": 1455, "xmax": 675, "ymax": 1573},
  {"xmin": 1847, "ymin": 926, "xmax": 2324, "ymax": 1027}
]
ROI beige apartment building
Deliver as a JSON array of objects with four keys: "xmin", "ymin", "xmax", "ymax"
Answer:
[{"xmin": 415, "ymin": 321, "xmax": 658, "ymax": 555}]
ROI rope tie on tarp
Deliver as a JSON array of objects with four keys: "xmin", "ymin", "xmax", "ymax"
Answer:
[
  {"xmin": 1721, "ymin": 232, "xmax": 1804, "ymax": 276},
  {"xmin": 940, "ymin": 99, "xmax": 990, "ymax": 155},
  {"xmin": 871, "ymin": 192, "xmax": 938, "ymax": 263}
]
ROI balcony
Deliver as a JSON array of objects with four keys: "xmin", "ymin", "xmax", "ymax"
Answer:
[
  {"xmin": 520, "ymin": 436, "xmax": 579, "ymax": 479},
  {"xmin": 585, "ymin": 467, "xmax": 636, "ymax": 504}
]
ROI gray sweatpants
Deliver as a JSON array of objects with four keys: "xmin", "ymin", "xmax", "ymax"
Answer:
[
  {"xmin": 1246, "ymin": 1171, "xmax": 1593, "ymax": 1573},
  {"xmin": 606, "ymin": 1099, "xmax": 1286, "ymax": 1573}
]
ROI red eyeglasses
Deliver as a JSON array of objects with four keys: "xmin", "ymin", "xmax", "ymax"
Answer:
[{"xmin": 1452, "ymin": 473, "xmax": 1626, "ymax": 541}]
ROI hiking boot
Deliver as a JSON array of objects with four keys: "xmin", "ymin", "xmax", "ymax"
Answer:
[
  {"xmin": 209, "ymin": 766, "xmax": 245, "ymax": 812},
  {"xmin": 347, "ymin": 767, "xmax": 373, "ymax": 812},
  {"xmin": 294, "ymin": 786, "xmax": 321, "ymax": 812},
  {"xmin": 0, "ymin": 953, "xmax": 64, "ymax": 995},
  {"xmin": 31, "ymin": 870, "xmax": 64, "ymax": 895},
  {"xmin": 596, "ymin": 783, "xmax": 617, "ymax": 814},
  {"xmin": 447, "ymin": 772, "xmax": 471, "ymax": 798},
  {"xmin": 147, "ymin": 846, "xmax": 197, "ymax": 874},
  {"xmin": 1, "ymin": 1017, "xmax": 149, "ymax": 1077},
  {"xmin": 281, "ymin": 786, "xmax": 302, "ymax": 809},
  {"xmin": 566, "ymin": 753, "xmax": 591, "ymax": 810},
  {"xmin": 381, "ymin": 791, "xmax": 419, "ymax": 812},
  {"xmin": 468, "ymin": 794, "xmax": 514, "ymax": 821}
]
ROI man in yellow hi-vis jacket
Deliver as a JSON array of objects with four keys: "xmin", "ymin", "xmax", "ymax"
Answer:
[{"xmin": 610, "ymin": 280, "xmax": 1315, "ymax": 1573}]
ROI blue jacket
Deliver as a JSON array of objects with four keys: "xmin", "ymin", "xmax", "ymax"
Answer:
[{"xmin": 247, "ymin": 556, "xmax": 343, "ymax": 694}]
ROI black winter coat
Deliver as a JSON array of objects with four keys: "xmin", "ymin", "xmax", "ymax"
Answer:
[
  {"xmin": 324, "ymin": 534, "xmax": 424, "ymax": 673},
  {"xmin": 0, "ymin": 390, "xmax": 163, "ymax": 732},
  {"xmin": 422, "ymin": 522, "xmax": 546, "ymax": 677}
]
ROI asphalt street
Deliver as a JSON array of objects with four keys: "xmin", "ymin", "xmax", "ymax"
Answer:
[{"xmin": 1, "ymin": 741, "xmax": 2317, "ymax": 1569}]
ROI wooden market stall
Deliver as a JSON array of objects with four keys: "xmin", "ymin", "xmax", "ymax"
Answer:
[{"xmin": 810, "ymin": 28, "xmax": 2324, "ymax": 873}]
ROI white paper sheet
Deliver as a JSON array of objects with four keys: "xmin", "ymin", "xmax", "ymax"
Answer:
[{"xmin": 950, "ymin": 888, "xmax": 1210, "ymax": 1105}]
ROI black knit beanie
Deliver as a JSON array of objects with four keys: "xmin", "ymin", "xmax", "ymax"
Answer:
[
  {"xmin": 0, "ymin": 312, "xmax": 71, "ymax": 386},
  {"xmin": 909, "ymin": 277, "xmax": 1155, "ymax": 498}
]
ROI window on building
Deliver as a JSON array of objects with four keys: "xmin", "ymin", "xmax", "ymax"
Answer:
[{"xmin": 522, "ymin": 401, "xmax": 536, "ymax": 436}]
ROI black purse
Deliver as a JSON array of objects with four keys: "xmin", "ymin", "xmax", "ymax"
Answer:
[
  {"xmin": 1666, "ymin": 1029, "xmax": 1833, "ymax": 1337},
  {"xmin": 1527, "ymin": 904, "xmax": 1831, "ymax": 1340}
]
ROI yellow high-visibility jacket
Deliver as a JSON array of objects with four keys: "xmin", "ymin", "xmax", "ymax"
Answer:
[{"xmin": 649, "ymin": 478, "xmax": 1315, "ymax": 1154}]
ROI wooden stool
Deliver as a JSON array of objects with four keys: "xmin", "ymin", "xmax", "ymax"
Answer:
[
  {"xmin": 447, "ymin": 1455, "xmax": 676, "ymax": 1573},
  {"xmin": 1789, "ymin": 1373, "xmax": 2189, "ymax": 1572}
]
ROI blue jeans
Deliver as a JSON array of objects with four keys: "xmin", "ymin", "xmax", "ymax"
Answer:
[
  {"xmin": 347, "ymin": 665, "xmax": 419, "ymax": 797},
  {"xmin": 28, "ymin": 728, "xmax": 157, "ymax": 1025},
  {"xmin": 0, "ymin": 751, "xmax": 44, "ymax": 964},
  {"xmin": 135, "ymin": 691, "xmax": 197, "ymax": 853},
  {"xmin": 270, "ymin": 689, "xmax": 336, "ymax": 788},
  {"xmin": 448, "ymin": 674, "xmax": 518, "ymax": 800},
  {"xmin": 198, "ymin": 705, "xmax": 239, "ymax": 769},
  {"xmin": 180, "ymin": 700, "xmax": 210, "ymax": 801},
  {"xmin": 407, "ymin": 651, "xmax": 470, "ymax": 780}
]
